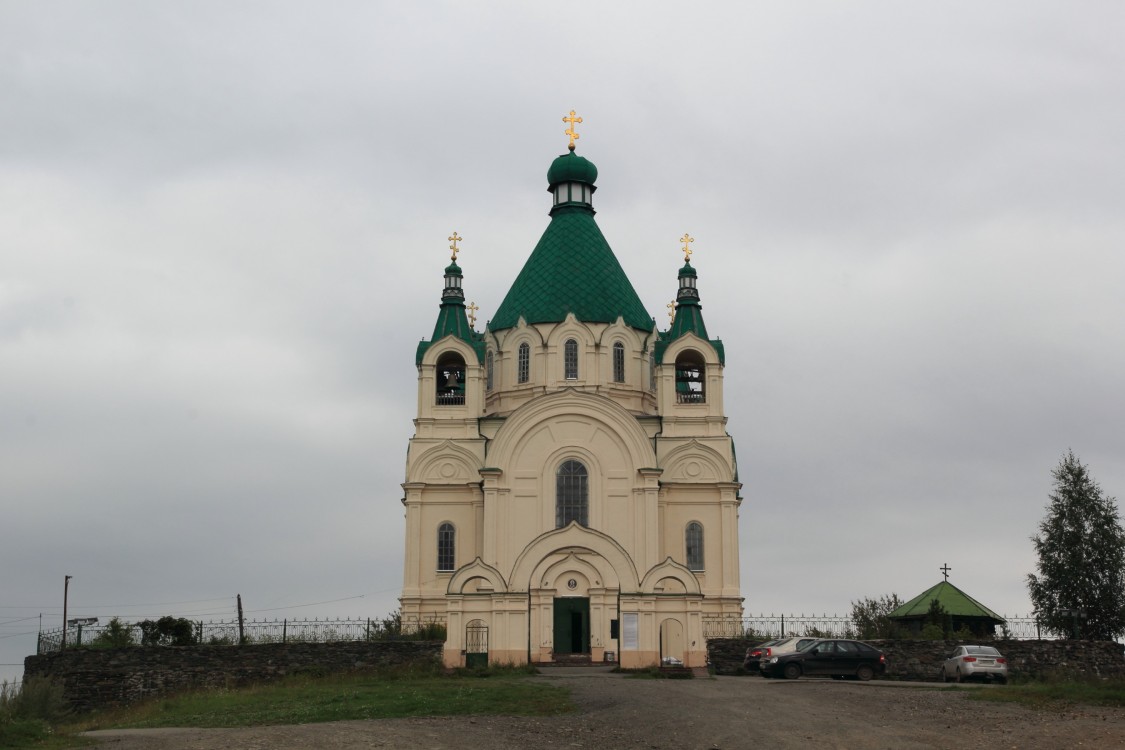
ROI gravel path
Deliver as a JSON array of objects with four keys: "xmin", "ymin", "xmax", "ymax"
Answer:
[{"xmin": 80, "ymin": 672, "xmax": 1125, "ymax": 749}]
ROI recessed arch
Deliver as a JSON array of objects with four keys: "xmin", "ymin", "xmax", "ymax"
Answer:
[{"xmin": 510, "ymin": 523, "xmax": 641, "ymax": 594}]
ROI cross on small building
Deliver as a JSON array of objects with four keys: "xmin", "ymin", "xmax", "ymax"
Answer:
[
  {"xmin": 680, "ymin": 233, "xmax": 694, "ymax": 263},
  {"xmin": 448, "ymin": 231, "xmax": 462, "ymax": 262},
  {"xmin": 940, "ymin": 563, "xmax": 952, "ymax": 582},
  {"xmin": 467, "ymin": 301, "xmax": 479, "ymax": 329},
  {"xmin": 563, "ymin": 110, "xmax": 583, "ymax": 151}
]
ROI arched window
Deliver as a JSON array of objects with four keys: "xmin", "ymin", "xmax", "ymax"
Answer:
[
  {"xmin": 436, "ymin": 352, "xmax": 466, "ymax": 405},
  {"xmin": 437, "ymin": 522, "xmax": 455, "ymax": 571},
  {"xmin": 518, "ymin": 342, "xmax": 530, "ymax": 384},
  {"xmin": 556, "ymin": 460, "xmax": 588, "ymax": 527},
  {"xmin": 564, "ymin": 338, "xmax": 578, "ymax": 380},
  {"xmin": 485, "ymin": 351, "xmax": 494, "ymax": 391},
  {"xmin": 613, "ymin": 342, "xmax": 625, "ymax": 383},
  {"xmin": 674, "ymin": 350, "xmax": 705, "ymax": 403},
  {"xmin": 685, "ymin": 522, "xmax": 704, "ymax": 571},
  {"xmin": 649, "ymin": 351, "xmax": 656, "ymax": 392}
]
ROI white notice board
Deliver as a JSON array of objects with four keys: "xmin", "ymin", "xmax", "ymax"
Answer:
[{"xmin": 622, "ymin": 612, "xmax": 638, "ymax": 650}]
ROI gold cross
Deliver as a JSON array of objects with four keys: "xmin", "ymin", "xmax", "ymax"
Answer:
[
  {"xmin": 667, "ymin": 301, "xmax": 676, "ymax": 324},
  {"xmin": 563, "ymin": 110, "xmax": 583, "ymax": 151},
  {"xmin": 467, "ymin": 301, "xmax": 479, "ymax": 329},
  {"xmin": 680, "ymin": 233, "xmax": 694, "ymax": 263},
  {"xmin": 448, "ymin": 231, "xmax": 462, "ymax": 262}
]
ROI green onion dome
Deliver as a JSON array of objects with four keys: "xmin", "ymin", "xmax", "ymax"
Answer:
[{"xmin": 547, "ymin": 151, "xmax": 598, "ymax": 187}]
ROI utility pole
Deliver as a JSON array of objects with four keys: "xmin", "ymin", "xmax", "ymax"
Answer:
[
  {"xmin": 61, "ymin": 575, "xmax": 72, "ymax": 650},
  {"xmin": 237, "ymin": 594, "xmax": 245, "ymax": 645}
]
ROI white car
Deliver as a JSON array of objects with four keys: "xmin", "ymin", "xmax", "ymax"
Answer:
[{"xmin": 942, "ymin": 645, "xmax": 1008, "ymax": 683}]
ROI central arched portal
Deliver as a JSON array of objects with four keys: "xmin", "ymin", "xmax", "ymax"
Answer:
[{"xmin": 511, "ymin": 524, "xmax": 642, "ymax": 665}]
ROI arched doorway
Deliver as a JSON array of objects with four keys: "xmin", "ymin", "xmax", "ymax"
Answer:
[
  {"xmin": 660, "ymin": 618, "xmax": 685, "ymax": 665},
  {"xmin": 465, "ymin": 619, "xmax": 488, "ymax": 668}
]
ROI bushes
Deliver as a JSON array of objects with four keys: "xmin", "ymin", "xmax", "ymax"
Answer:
[
  {"xmin": 0, "ymin": 677, "xmax": 68, "ymax": 747},
  {"xmin": 138, "ymin": 616, "xmax": 198, "ymax": 646}
]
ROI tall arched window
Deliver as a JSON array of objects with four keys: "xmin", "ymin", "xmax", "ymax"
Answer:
[
  {"xmin": 674, "ymin": 350, "xmax": 705, "ymax": 403},
  {"xmin": 564, "ymin": 338, "xmax": 578, "ymax": 380},
  {"xmin": 556, "ymin": 460, "xmax": 588, "ymax": 527},
  {"xmin": 612, "ymin": 342, "xmax": 625, "ymax": 383},
  {"xmin": 436, "ymin": 352, "xmax": 466, "ymax": 405},
  {"xmin": 518, "ymin": 342, "xmax": 530, "ymax": 384},
  {"xmin": 485, "ymin": 351, "xmax": 494, "ymax": 391},
  {"xmin": 685, "ymin": 522, "xmax": 704, "ymax": 571},
  {"xmin": 437, "ymin": 522, "xmax": 455, "ymax": 571}
]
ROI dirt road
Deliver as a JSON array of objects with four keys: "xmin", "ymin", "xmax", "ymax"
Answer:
[{"xmin": 80, "ymin": 671, "xmax": 1125, "ymax": 749}]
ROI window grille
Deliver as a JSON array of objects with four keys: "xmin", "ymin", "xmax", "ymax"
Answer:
[
  {"xmin": 564, "ymin": 339, "xmax": 578, "ymax": 380},
  {"xmin": 686, "ymin": 522, "xmax": 704, "ymax": 570},
  {"xmin": 485, "ymin": 352, "xmax": 494, "ymax": 391},
  {"xmin": 556, "ymin": 460, "xmax": 588, "ymax": 527},
  {"xmin": 613, "ymin": 342, "xmax": 625, "ymax": 383},
  {"xmin": 518, "ymin": 342, "xmax": 530, "ymax": 384},
  {"xmin": 437, "ymin": 523, "xmax": 455, "ymax": 571}
]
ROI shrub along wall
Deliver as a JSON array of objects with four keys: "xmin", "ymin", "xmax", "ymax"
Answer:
[
  {"xmin": 24, "ymin": 640, "xmax": 443, "ymax": 712},
  {"xmin": 707, "ymin": 638, "xmax": 1125, "ymax": 681}
]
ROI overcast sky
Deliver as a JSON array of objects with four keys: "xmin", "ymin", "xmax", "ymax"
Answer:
[{"xmin": 3, "ymin": 1, "xmax": 1123, "ymax": 683}]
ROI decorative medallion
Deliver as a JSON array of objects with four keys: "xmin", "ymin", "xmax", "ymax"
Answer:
[{"xmin": 567, "ymin": 578, "xmax": 578, "ymax": 590}]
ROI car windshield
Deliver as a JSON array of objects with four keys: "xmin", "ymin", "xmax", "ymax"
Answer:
[{"xmin": 965, "ymin": 646, "xmax": 1001, "ymax": 656}]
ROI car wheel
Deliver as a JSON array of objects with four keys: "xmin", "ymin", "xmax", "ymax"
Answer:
[
  {"xmin": 856, "ymin": 665, "xmax": 874, "ymax": 682},
  {"xmin": 783, "ymin": 663, "xmax": 802, "ymax": 680}
]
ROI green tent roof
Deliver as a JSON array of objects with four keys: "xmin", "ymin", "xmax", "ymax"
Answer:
[
  {"xmin": 489, "ymin": 205, "xmax": 653, "ymax": 332},
  {"xmin": 888, "ymin": 581, "xmax": 1005, "ymax": 622}
]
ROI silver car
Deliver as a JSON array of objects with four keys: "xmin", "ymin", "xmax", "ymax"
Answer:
[
  {"xmin": 757, "ymin": 637, "xmax": 818, "ymax": 675},
  {"xmin": 942, "ymin": 645, "xmax": 1008, "ymax": 683}
]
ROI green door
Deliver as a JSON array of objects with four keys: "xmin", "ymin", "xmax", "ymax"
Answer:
[{"xmin": 552, "ymin": 598, "xmax": 590, "ymax": 655}]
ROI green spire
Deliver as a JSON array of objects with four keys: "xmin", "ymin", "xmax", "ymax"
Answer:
[
  {"xmin": 489, "ymin": 150, "xmax": 652, "ymax": 332},
  {"xmin": 656, "ymin": 260, "xmax": 725, "ymax": 365},
  {"xmin": 417, "ymin": 259, "xmax": 486, "ymax": 365}
]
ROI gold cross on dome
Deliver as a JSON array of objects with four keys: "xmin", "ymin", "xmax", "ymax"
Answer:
[
  {"xmin": 448, "ymin": 231, "xmax": 462, "ymax": 262},
  {"xmin": 563, "ymin": 110, "xmax": 583, "ymax": 151},
  {"xmin": 667, "ymin": 301, "xmax": 676, "ymax": 324},
  {"xmin": 680, "ymin": 233, "xmax": 694, "ymax": 263},
  {"xmin": 467, "ymin": 301, "xmax": 479, "ymax": 329}
]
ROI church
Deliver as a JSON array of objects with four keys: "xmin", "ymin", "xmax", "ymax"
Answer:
[{"xmin": 400, "ymin": 115, "xmax": 743, "ymax": 669}]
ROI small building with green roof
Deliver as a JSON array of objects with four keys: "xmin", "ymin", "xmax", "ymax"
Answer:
[
  {"xmin": 889, "ymin": 580, "xmax": 1006, "ymax": 637},
  {"xmin": 401, "ymin": 116, "xmax": 744, "ymax": 671}
]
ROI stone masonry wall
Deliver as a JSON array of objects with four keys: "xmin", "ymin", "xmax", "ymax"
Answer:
[
  {"xmin": 707, "ymin": 637, "xmax": 1125, "ymax": 681},
  {"xmin": 24, "ymin": 640, "xmax": 443, "ymax": 712}
]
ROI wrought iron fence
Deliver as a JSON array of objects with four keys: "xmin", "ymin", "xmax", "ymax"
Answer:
[
  {"xmin": 36, "ymin": 615, "xmax": 447, "ymax": 655},
  {"xmin": 703, "ymin": 614, "xmax": 1051, "ymax": 640}
]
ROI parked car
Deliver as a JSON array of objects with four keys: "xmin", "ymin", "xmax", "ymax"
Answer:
[
  {"xmin": 744, "ymin": 639, "xmax": 782, "ymax": 671},
  {"xmin": 757, "ymin": 637, "xmax": 818, "ymax": 672},
  {"xmin": 760, "ymin": 638, "xmax": 886, "ymax": 681},
  {"xmin": 942, "ymin": 645, "xmax": 1008, "ymax": 684}
]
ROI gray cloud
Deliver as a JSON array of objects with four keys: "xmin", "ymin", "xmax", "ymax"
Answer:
[{"xmin": 3, "ymin": 1, "xmax": 1124, "ymax": 682}]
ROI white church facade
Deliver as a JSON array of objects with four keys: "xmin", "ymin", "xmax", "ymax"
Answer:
[{"xmin": 400, "ymin": 121, "xmax": 743, "ymax": 668}]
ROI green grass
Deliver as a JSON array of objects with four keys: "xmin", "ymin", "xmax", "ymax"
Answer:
[
  {"xmin": 69, "ymin": 665, "xmax": 573, "ymax": 732},
  {"xmin": 966, "ymin": 676, "xmax": 1125, "ymax": 710}
]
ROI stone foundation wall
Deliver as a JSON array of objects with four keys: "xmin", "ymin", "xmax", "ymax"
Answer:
[
  {"xmin": 707, "ymin": 638, "xmax": 1125, "ymax": 681},
  {"xmin": 24, "ymin": 640, "xmax": 443, "ymax": 712}
]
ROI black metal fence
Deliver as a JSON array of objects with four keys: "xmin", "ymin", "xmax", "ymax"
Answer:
[
  {"xmin": 702, "ymin": 614, "xmax": 1048, "ymax": 640},
  {"xmin": 36, "ymin": 615, "xmax": 447, "ymax": 655}
]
